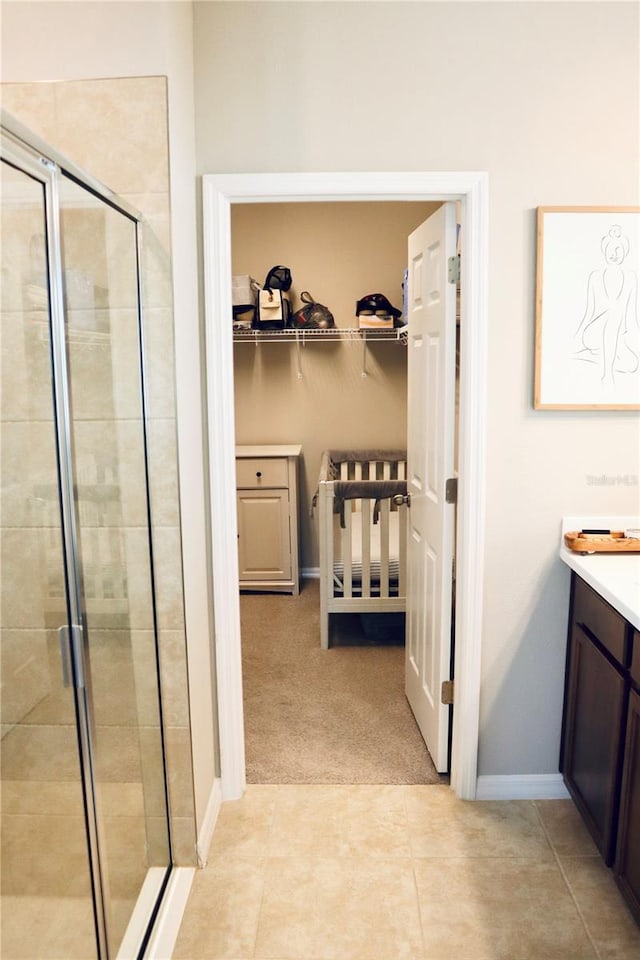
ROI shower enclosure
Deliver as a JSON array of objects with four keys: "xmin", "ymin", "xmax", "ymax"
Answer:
[{"xmin": 1, "ymin": 119, "xmax": 172, "ymax": 957}]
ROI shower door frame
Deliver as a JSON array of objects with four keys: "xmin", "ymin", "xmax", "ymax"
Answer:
[{"xmin": 1, "ymin": 113, "xmax": 172, "ymax": 960}]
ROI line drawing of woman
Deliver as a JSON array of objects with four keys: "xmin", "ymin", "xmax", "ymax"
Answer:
[{"xmin": 573, "ymin": 224, "xmax": 639, "ymax": 385}]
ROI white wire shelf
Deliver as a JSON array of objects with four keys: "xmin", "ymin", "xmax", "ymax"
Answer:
[{"xmin": 232, "ymin": 326, "xmax": 408, "ymax": 344}]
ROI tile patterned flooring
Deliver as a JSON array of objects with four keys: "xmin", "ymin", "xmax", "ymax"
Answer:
[{"xmin": 172, "ymin": 784, "xmax": 640, "ymax": 960}]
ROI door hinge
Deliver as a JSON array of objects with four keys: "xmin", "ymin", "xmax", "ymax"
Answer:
[
  {"xmin": 441, "ymin": 680, "xmax": 454, "ymax": 705},
  {"xmin": 445, "ymin": 477, "xmax": 458, "ymax": 504},
  {"xmin": 447, "ymin": 254, "xmax": 460, "ymax": 285}
]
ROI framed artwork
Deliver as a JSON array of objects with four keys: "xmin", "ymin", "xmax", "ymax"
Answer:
[{"xmin": 534, "ymin": 206, "xmax": 640, "ymax": 409}]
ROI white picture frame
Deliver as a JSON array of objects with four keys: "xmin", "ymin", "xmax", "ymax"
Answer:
[{"xmin": 534, "ymin": 206, "xmax": 640, "ymax": 410}]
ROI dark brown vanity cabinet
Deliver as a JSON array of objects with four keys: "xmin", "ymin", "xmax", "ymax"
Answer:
[
  {"xmin": 561, "ymin": 574, "xmax": 640, "ymax": 925},
  {"xmin": 615, "ymin": 632, "xmax": 640, "ymax": 924}
]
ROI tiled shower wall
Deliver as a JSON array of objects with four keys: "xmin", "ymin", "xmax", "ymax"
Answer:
[{"xmin": 1, "ymin": 76, "xmax": 197, "ymax": 865}]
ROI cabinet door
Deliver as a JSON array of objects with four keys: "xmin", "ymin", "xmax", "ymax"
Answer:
[
  {"xmin": 615, "ymin": 688, "xmax": 640, "ymax": 923},
  {"xmin": 563, "ymin": 623, "xmax": 627, "ymax": 865},
  {"xmin": 237, "ymin": 489, "xmax": 291, "ymax": 582}
]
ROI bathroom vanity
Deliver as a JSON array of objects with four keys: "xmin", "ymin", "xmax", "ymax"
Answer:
[{"xmin": 560, "ymin": 519, "xmax": 640, "ymax": 925}]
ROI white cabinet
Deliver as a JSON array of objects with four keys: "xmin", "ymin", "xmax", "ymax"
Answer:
[{"xmin": 235, "ymin": 445, "xmax": 301, "ymax": 594}]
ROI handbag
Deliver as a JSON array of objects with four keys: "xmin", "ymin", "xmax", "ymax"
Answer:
[
  {"xmin": 254, "ymin": 287, "xmax": 291, "ymax": 329},
  {"xmin": 290, "ymin": 291, "xmax": 335, "ymax": 329},
  {"xmin": 253, "ymin": 265, "xmax": 293, "ymax": 329}
]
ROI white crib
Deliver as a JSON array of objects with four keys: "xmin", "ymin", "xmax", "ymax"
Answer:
[{"xmin": 317, "ymin": 450, "xmax": 408, "ymax": 649}]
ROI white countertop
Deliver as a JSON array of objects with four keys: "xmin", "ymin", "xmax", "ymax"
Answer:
[{"xmin": 560, "ymin": 516, "xmax": 640, "ymax": 631}]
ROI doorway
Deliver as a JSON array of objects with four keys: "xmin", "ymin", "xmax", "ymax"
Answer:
[
  {"xmin": 231, "ymin": 199, "xmax": 452, "ymax": 782},
  {"xmin": 202, "ymin": 171, "xmax": 488, "ymax": 802},
  {"xmin": 1, "ymin": 122, "xmax": 172, "ymax": 958}
]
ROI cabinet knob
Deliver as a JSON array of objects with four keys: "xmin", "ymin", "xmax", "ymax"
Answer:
[{"xmin": 256, "ymin": 471, "xmax": 262, "ymax": 479}]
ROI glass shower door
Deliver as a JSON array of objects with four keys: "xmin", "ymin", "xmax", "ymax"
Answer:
[
  {"xmin": 59, "ymin": 172, "xmax": 172, "ymax": 955},
  {"xmin": 1, "ymin": 128, "xmax": 173, "ymax": 958},
  {"xmin": 1, "ymin": 159, "xmax": 98, "ymax": 958}
]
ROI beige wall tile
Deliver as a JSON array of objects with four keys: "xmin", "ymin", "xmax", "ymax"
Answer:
[
  {"xmin": 142, "ymin": 307, "xmax": 177, "ymax": 418},
  {"xmin": 72, "ymin": 419, "xmax": 148, "ymax": 529},
  {"xmin": 93, "ymin": 724, "xmax": 143, "ymax": 783},
  {"xmin": 86, "ymin": 630, "xmax": 139, "ymax": 727},
  {"xmin": 147, "ymin": 419, "xmax": 180, "ymax": 527},
  {"xmin": 1, "ymin": 421, "xmax": 60, "ymax": 528},
  {"xmin": 1, "ymin": 779, "xmax": 84, "ymax": 817},
  {"xmin": 136, "ymin": 724, "xmax": 170, "ymax": 820},
  {"xmin": 145, "ymin": 814, "xmax": 172, "ymax": 866},
  {"xmin": 164, "ymin": 725, "xmax": 196, "ymax": 820},
  {"xmin": 99, "ymin": 781, "xmax": 145, "ymax": 820},
  {"xmin": 0, "ymin": 629, "xmax": 51, "ymax": 725},
  {"xmin": 0, "ymin": 893, "xmax": 97, "ymax": 960},
  {"xmin": 53, "ymin": 77, "xmax": 169, "ymax": 196},
  {"xmin": 127, "ymin": 628, "xmax": 164, "ymax": 728},
  {"xmin": 151, "ymin": 525, "xmax": 186, "ymax": 631},
  {"xmin": 120, "ymin": 527, "xmax": 154, "ymax": 630},
  {"xmin": 170, "ymin": 815, "xmax": 198, "ymax": 868},
  {"xmin": 140, "ymin": 217, "xmax": 174, "ymax": 311},
  {"xmin": 61, "ymin": 200, "xmax": 138, "ymax": 312},
  {"xmin": 158, "ymin": 628, "xmax": 190, "ymax": 726},
  {"xmin": 102, "ymin": 814, "xmax": 150, "ymax": 900},
  {"xmin": 1, "ymin": 82, "xmax": 58, "ymax": 143},
  {"xmin": 1, "ymin": 813, "xmax": 94, "ymax": 897},
  {"xmin": 1, "ymin": 529, "xmax": 64, "ymax": 629},
  {"xmin": 1, "ymin": 722, "xmax": 82, "ymax": 782},
  {"xmin": 66, "ymin": 308, "xmax": 141, "ymax": 422}
]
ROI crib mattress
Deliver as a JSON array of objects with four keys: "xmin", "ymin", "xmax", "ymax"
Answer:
[{"xmin": 333, "ymin": 511, "xmax": 401, "ymax": 583}]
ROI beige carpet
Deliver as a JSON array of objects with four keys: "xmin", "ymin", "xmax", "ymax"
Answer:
[{"xmin": 240, "ymin": 580, "xmax": 444, "ymax": 784}]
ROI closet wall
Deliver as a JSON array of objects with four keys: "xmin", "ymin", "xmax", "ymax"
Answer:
[{"xmin": 232, "ymin": 200, "xmax": 438, "ymax": 569}]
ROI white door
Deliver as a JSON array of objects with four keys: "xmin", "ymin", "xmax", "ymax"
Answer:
[{"xmin": 405, "ymin": 203, "xmax": 457, "ymax": 772}]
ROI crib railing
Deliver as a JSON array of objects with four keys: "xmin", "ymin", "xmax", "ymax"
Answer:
[{"xmin": 318, "ymin": 450, "xmax": 408, "ymax": 649}]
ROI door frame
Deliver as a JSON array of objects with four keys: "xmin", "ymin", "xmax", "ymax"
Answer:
[{"xmin": 202, "ymin": 171, "xmax": 488, "ymax": 801}]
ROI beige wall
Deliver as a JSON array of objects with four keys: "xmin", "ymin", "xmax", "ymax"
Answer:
[
  {"xmin": 232, "ymin": 200, "xmax": 438, "ymax": 566},
  {"xmin": 195, "ymin": 1, "xmax": 640, "ymax": 779}
]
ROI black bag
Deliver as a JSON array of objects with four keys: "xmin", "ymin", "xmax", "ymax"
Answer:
[
  {"xmin": 264, "ymin": 265, "xmax": 292, "ymax": 292},
  {"xmin": 290, "ymin": 291, "xmax": 335, "ymax": 329}
]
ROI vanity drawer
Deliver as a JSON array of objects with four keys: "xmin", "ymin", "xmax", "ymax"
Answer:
[
  {"xmin": 631, "ymin": 630, "xmax": 640, "ymax": 688},
  {"xmin": 573, "ymin": 576, "xmax": 628, "ymax": 666},
  {"xmin": 236, "ymin": 457, "xmax": 288, "ymax": 489}
]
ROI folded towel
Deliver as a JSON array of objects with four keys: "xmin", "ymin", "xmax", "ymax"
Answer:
[{"xmin": 333, "ymin": 479, "xmax": 407, "ymax": 527}]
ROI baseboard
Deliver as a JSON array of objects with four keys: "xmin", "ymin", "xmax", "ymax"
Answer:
[
  {"xmin": 196, "ymin": 777, "xmax": 222, "ymax": 867},
  {"xmin": 301, "ymin": 567, "xmax": 319, "ymax": 580},
  {"xmin": 476, "ymin": 774, "xmax": 570, "ymax": 800},
  {"xmin": 144, "ymin": 867, "xmax": 195, "ymax": 960}
]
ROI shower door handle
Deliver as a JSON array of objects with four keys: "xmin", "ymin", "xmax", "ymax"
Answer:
[{"xmin": 58, "ymin": 624, "xmax": 85, "ymax": 689}]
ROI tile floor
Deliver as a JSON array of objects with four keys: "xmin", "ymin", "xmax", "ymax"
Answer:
[{"xmin": 172, "ymin": 784, "xmax": 640, "ymax": 960}]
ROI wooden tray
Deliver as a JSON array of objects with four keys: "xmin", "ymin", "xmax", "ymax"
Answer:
[{"xmin": 564, "ymin": 531, "xmax": 640, "ymax": 554}]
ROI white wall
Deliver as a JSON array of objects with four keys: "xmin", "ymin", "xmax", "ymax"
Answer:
[
  {"xmin": 1, "ymin": 1, "xmax": 217, "ymax": 841},
  {"xmin": 193, "ymin": 1, "xmax": 640, "ymax": 778}
]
